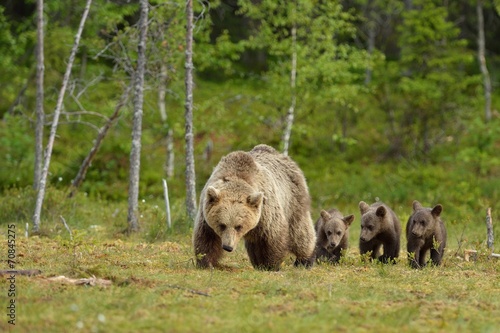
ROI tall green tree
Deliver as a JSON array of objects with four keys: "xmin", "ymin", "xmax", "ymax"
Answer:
[
  {"xmin": 238, "ymin": 0, "xmax": 370, "ymax": 153},
  {"xmin": 396, "ymin": 0, "xmax": 478, "ymax": 158}
]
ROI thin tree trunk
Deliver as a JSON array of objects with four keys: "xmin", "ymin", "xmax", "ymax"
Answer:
[
  {"xmin": 477, "ymin": 0, "xmax": 492, "ymax": 123},
  {"xmin": 163, "ymin": 179, "xmax": 172, "ymax": 229},
  {"xmin": 69, "ymin": 80, "xmax": 133, "ymax": 198},
  {"xmin": 282, "ymin": 22, "xmax": 297, "ymax": 157},
  {"xmin": 165, "ymin": 128, "xmax": 174, "ymax": 178},
  {"xmin": 34, "ymin": 0, "xmax": 45, "ymax": 190},
  {"xmin": 127, "ymin": 0, "xmax": 149, "ymax": 233},
  {"xmin": 486, "ymin": 207, "xmax": 494, "ymax": 250},
  {"xmin": 158, "ymin": 62, "xmax": 167, "ymax": 122},
  {"xmin": 32, "ymin": 0, "xmax": 92, "ymax": 233},
  {"xmin": 184, "ymin": 0, "xmax": 197, "ymax": 221}
]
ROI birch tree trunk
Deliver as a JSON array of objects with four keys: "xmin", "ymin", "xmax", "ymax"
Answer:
[
  {"xmin": 127, "ymin": 0, "xmax": 149, "ymax": 233},
  {"xmin": 184, "ymin": 0, "xmax": 197, "ymax": 221},
  {"xmin": 165, "ymin": 128, "xmax": 174, "ymax": 178},
  {"xmin": 32, "ymin": 0, "xmax": 92, "ymax": 232},
  {"xmin": 158, "ymin": 62, "xmax": 168, "ymax": 122},
  {"xmin": 34, "ymin": 0, "xmax": 44, "ymax": 190},
  {"xmin": 282, "ymin": 22, "xmax": 297, "ymax": 157},
  {"xmin": 477, "ymin": 0, "xmax": 492, "ymax": 123},
  {"xmin": 69, "ymin": 80, "xmax": 133, "ymax": 198}
]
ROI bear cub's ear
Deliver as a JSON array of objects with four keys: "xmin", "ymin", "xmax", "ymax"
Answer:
[
  {"xmin": 412, "ymin": 200, "xmax": 423, "ymax": 212},
  {"xmin": 320, "ymin": 210, "xmax": 331, "ymax": 222},
  {"xmin": 247, "ymin": 192, "xmax": 264, "ymax": 209},
  {"xmin": 431, "ymin": 204, "xmax": 443, "ymax": 217},
  {"xmin": 375, "ymin": 205, "xmax": 386, "ymax": 218},
  {"xmin": 206, "ymin": 186, "xmax": 220, "ymax": 206},
  {"xmin": 359, "ymin": 201, "xmax": 369, "ymax": 215},
  {"xmin": 343, "ymin": 214, "xmax": 354, "ymax": 227}
]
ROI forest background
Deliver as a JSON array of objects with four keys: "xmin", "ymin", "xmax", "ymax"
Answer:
[
  {"xmin": 1, "ymin": 0, "xmax": 500, "ymax": 331},
  {"xmin": 1, "ymin": 0, "xmax": 500, "ymax": 245},
  {"xmin": 2, "ymin": 0, "xmax": 499, "ymax": 238}
]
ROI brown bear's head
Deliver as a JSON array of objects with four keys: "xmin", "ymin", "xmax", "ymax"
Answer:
[
  {"xmin": 203, "ymin": 183, "xmax": 264, "ymax": 253},
  {"xmin": 359, "ymin": 201, "xmax": 387, "ymax": 243},
  {"xmin": 408, "ymin": 200, "xmax": 442, "ymax": 238},
  {"xmin": 317, "ymin": 210, "xmax": 354, "ymax": 250}
]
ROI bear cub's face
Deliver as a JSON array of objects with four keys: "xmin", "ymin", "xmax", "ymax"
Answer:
[
  {"xmin": 318, "ymin": 210, "xmax": 354, "ymax": 249},
  {"xmin": 204, "ymin": 185, "xmax": 264, "ymax": 252},
  {"xmin": 409, "ymin": 200, "xmax": 442, "ymax": 238},
  {"xmin": 359, "ymin": 201, "xmax": 386, "ymax": 243}
]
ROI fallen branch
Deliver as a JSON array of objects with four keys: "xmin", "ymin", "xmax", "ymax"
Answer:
[
  {"xmin": 464, "ymin": 250, "xmax": 500, "ymax": 262},
  {"xmin": 0, "ymin": 269, "xmax": 42, "ymax": 276},
  {"xmin": 46, "ymin": 275, "xmax": 112, "ymax": 287}
]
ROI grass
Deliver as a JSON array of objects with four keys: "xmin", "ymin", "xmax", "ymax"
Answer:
[{"xmin": 1, "ymin": 217, "xmax": 499, "ymax": 333}]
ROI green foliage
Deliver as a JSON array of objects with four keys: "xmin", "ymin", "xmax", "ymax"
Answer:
[
  {"xmin": 233, "ymin": 0, "xmax": 373, "ymax": 152},
  {"xmin": 457, "ymin": 117, "xmax": 500, "ymax": 176},
  {"xmin": 395, "ymin": 0, "xmax": 480, "ymax": 157},
  {"xmin": 0, "ymin": 0, "xmax": 499, "ymax": 243},
  {"xmin": 0, "ymin": 115, "xmax": 34, "ymax": 188},
  {"xmin": 0, "ymin": 6, "xmax": 34, "ymax": 116}
]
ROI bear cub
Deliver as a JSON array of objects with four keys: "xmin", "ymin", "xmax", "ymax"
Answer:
[
  {"xmin": 406, "ymin": 200, "xmax": 447, "ymax": 268},
  {"xmin": 314, "ymin": 209, "xmax": 354, "ymax": 263},
  {"xmin": 359, "ymin": 201, "xmax": 401, "ymax": 263}
]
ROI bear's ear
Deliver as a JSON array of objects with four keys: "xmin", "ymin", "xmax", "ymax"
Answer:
[
  {"xmin": 247, "ymin": 192, "xmax": 264, "ymax": 209},
  {"xmin": 431, "ymin": 204, "xmax": 442, "ymax": 217},
  {"xmin": 375, "ymin": 206, "xmax": 386, "ymax": 218},
  {"xmin": 359, "ymin": 201, "xmax": 369, "ymax": 214},
  {"xmin": 343, "ymin": 214, "xmax": 355, "ymax": 227},
  {"xmin": 206, "ymin": 186, "xmax": 220, "ymax": 206},
  {"xmin": 412, "ymin": 200, "xmax": 423, "ymax": 212},
  {"xmin": 320, "ymin": 210, "xmax": 331, "ymax": 222}
]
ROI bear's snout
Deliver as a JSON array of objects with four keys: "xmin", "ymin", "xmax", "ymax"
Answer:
[
  {"xmin": 222, "ymin": 245, "xmax": 234, "ymax": 252},
  {"xmin": 328, "ymin": 242, "xmax": 337, "ymax": 249}
]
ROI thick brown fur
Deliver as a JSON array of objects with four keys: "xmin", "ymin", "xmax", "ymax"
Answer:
[
  {"xmin": 193, "ymin": 144, "xmax": 316, "ymax": 271},
  {"xmin": 406, "ymin": 200, "xmax": 447, "ymax": 268},
  {"xmin": 314, "ymin": 209, "xmax": 354, "ymax": 264},
  {"xmin": 359, "ymin": 201, "xmax": 401, "ymax": 263}
]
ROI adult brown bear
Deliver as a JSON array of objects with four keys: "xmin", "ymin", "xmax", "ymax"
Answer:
[{"xmin": 193, "ymin": 144, "xmax": 316, "ymax": 271}]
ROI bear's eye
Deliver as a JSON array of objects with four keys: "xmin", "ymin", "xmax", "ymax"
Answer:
[
  {"xmin": 337, "ymin": 231, "xmax": 342, "ymax": 236},
  {"xmin": 367, "ymin": 225, "xmax": 374, "ymax": 231},
  {"xmin": 219, "ymin": 224, "xmax": 227, "ymax": 231},
  {"xmin": 326, "ymin": 231, "xmax": 332, "ymax": 236},
  {"xmin": 235, "ymin": 225, "xmax": 243, "ymax": 232},
  {"xmin": 419, "ymin": 220, "xmax": 425, "ymax": 226}
]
